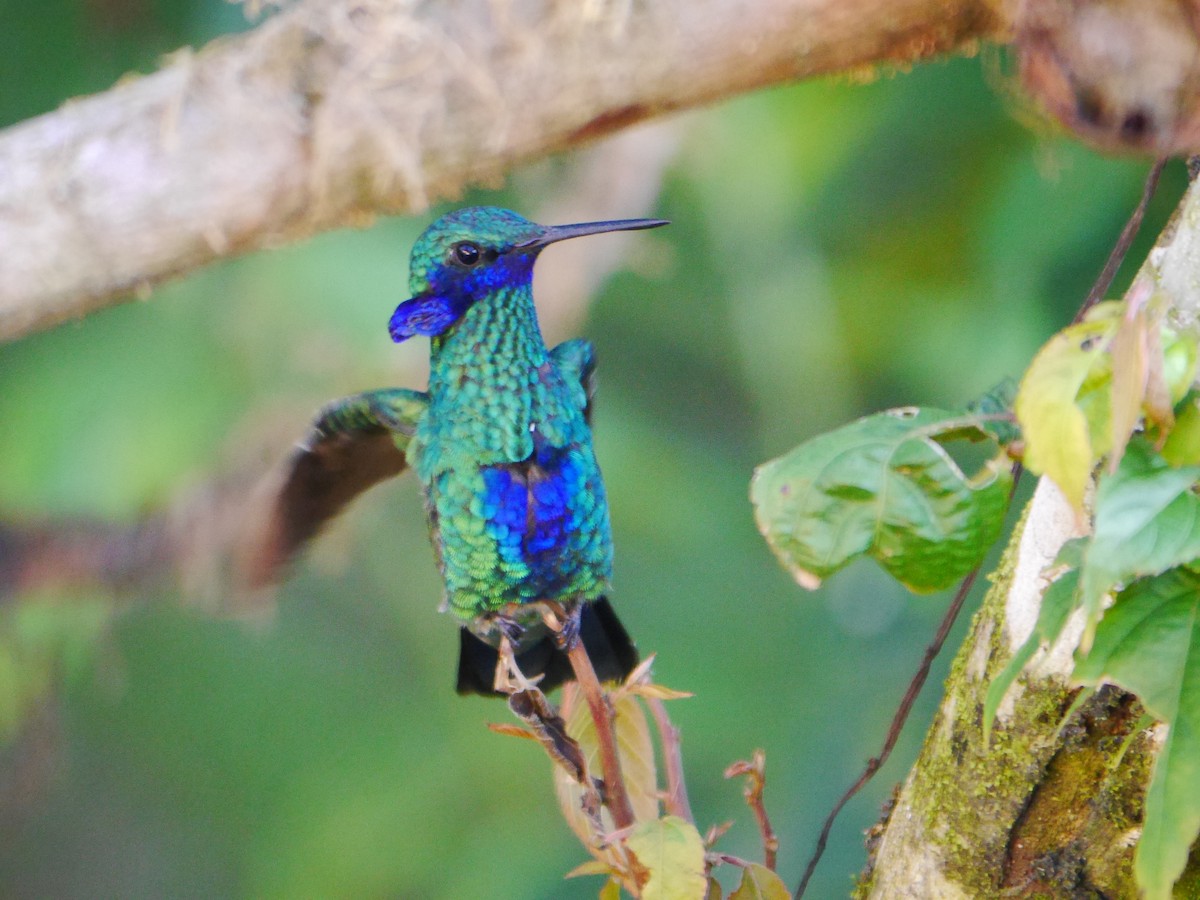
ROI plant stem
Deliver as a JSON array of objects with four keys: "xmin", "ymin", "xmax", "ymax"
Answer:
[
  {"xmin": 794, "ymin": 564, "xmax": 982, "ymax": 897},
  {"xmin": 647, "ymin": 696, "xmax": 693, "ymax": 823},
  {"xmin": 565, "ymin": 638, "xmax": 636, "ymax": 830},
  {"xmin": 726, "ymin": 750, "xmax": 778, "ymax": 871}
]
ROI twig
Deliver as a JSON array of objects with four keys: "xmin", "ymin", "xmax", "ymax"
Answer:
[
  {"xmin": 1074, "ymin": 158, "xmax": 1167, "ymax": 323},
  {"xmin": 794, "ymin": 565, "xmax": 981, "ymax": 898},
  {"xmin": 646, "ymin": 695, "xmax": 693, "ymax": 823},
  {"xmin": 725, "ymin": 749, "xmax": 779, "ymax": 871},
  {"xmin": 550, "ymin": 608, "xmax": 635, "ymax": 831}
]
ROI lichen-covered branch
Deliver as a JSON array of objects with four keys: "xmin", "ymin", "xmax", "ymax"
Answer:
[{"xmin": 0, "ymin": 0, "xmax": 1010, "ymax": 342}]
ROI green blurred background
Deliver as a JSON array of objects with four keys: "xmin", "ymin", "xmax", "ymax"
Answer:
[{"xmin": 0, "ymin": 2, "xmax": 1184, "ymax": 897}]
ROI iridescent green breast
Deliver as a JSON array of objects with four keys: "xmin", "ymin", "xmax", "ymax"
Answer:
[{"xmin": 408, "ymin": 279, "xmax": 612, "ymax": 619}]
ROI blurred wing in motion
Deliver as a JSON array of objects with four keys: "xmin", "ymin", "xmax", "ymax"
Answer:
[{"xmin": 239, "ymin": 388, "xmax": 428, "ymax": 589}]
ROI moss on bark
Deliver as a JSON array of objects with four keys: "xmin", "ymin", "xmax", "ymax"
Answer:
[{"xmin": 859, "ymin": 498, "xmax": 1161, "ymax": 899}]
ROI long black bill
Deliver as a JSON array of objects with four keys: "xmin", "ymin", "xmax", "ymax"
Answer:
[{"xmin": 515, "ymin": 217, "xmax": 669, "ymax": 250}]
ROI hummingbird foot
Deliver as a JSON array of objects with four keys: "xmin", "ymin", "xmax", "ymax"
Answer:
[
  {"xmin": 495, "ymin": 613, "xmax": 527, "ymax": 647},
  {"xmin": 493, "ymin": 631, "xmax": 543, "ymax": 695},
  {"xmin": 539, "ymin": 600, "xmax": 582, "ymax": 652}
]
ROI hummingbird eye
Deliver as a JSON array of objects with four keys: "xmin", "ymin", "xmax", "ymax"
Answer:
[{"xmin": 451, "ymin": 241, "xmax": 482, "ymax": 266}]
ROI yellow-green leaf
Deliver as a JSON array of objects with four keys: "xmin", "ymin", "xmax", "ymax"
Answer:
[
  {"xmin": 567, "ymin": 859, "xmax": 616, "ymax": 879},
  {"xmin": 1162, "ymin": 393, "xmax": 1200, "ymax": 467},
  {"xmin": 1162, "ymin": 319, "xmax": 1198, "ymax": 407},
  {"xmin": 625, "ymin": 816, "xmax": 707, "ymax": 900},
  {"xmin": 1015, "ymin": 314, "xmax": 1117, "ymax": 508},
  {"xmin": 555, "ymin": 686, "xmax": 659, "ymax": 849},
  {"xmin": 729, "ymin": 863, "xmax": 790, "ymax": 900}
]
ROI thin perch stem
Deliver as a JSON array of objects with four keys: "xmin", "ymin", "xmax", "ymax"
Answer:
[
  {"xmin": 1074, "ymin": 158, "xmax": 1167, "ymax": 323},
  {"xmin": 794, "ymin": 565, "xmax": 982, "ymax": 897},
  {"xmin": 565, "ymin": 638, "xmax": 636, "ymax": 830},
  {"xmin": 647, "ymin": 696, "xmax": 693, "ymax": 823},
  {"xmin": 725, "ymin": 750, "xmax": 779, "ymax": 871}
]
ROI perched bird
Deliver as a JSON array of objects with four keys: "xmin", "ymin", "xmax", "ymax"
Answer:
[{"xmin": 244, "ymin": 206, "xmax": 668, "ymax": 695}]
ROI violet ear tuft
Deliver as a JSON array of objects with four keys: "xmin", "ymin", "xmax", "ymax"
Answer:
[{"xmin": 389, "ymin": 294, "xmax": 458, "ymax": 343}]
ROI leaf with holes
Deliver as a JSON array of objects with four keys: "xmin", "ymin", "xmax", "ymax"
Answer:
[
  {"xmin": 1074, "ymin": 567, "xmax": 1200, "ymax": 900},
  {"xmin": 751, "ymin": 407, "xmax": 1012, "ymax": 593}
]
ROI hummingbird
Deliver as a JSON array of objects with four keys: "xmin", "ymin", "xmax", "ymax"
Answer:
[{"xmin": 244, "ymin": 206, "xmax": 668, "ymax": 695}]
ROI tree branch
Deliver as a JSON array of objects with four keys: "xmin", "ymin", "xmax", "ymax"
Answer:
[
  {"xmin": 0, "ymin": 0, "xmax": 1009, "ymax": 342},
  {"xmin": 861, "ymin": 166, "xmax": 1200, "ymax": 897}
]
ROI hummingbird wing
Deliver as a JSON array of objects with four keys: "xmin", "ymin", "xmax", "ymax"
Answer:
[
  {"xmin": 239, "ymin": 388, "xmax": 428, "ymax": 589},
  {"xmin": 549, "ymin": 338, "xmax": 597, "ymax": 425}
]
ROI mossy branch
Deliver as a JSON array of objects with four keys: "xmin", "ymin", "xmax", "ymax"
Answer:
[{"xmin": 860, "ymin": 167, "xmax": 1200, "ymax": 897}]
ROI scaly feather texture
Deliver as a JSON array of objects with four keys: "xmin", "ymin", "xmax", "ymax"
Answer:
[{"xmin": 246, "ymin": 206, "xmax": 666, "ymax": 694}]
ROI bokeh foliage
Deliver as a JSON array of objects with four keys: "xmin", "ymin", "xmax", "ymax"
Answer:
[{"xmin": 0, "ymin": 1, "xmax": 1187, "ymax": 896}]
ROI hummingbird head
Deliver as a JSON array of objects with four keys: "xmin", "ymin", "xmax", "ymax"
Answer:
[{"xmin": 388, "ymin": 206, "xmax": 668, "ymax": 343}]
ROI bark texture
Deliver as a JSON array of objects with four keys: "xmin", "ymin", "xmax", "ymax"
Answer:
[{"xmin": 0, "ymin": 0, "xmax": 1011, "ymax": 341}]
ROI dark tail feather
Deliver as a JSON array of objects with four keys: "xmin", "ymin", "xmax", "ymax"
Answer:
[{"xmin": 455, "ymin": 597, "xmax": 638, "ymax": 697}]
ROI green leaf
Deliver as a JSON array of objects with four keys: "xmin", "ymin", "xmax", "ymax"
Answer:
[
  {"xmin": 598, "ymin": 878, "xmax": 622, "ymax": 900},
  {"xmin": 1073, "ymin": 568, "xmax": 1200, "ymax": 900},
  {"xmin": 728, "ymin": 863, "xmax": 790, "ymax": 900},
  {"xmin": 1162, "ymin": 393, "xmax": 1200, "ymax": 467},
  {"xmin": 1163, "ymin": 330, "xmax": 1198, "ymax": 407},
  {"xmin": 751, "ymin": 408, "xmax": 1012, "ymax": 593},
  {"xmin": 1078, "ymin": 440, "xmax": 1200, "ymax": 647},
  {"xmin": 625, "ymin": 816, "xmax": 707, "ymax": 900},
  {"xmin": 1015, "ymin": 312, "xmax": 1118, "ymax": 509},
  {"xmin": 965, "ymin": 377, "xmax": 1020, "ymax": 446},
  {"xmin": 983, "ymin": 567, "xmax": 1081, "ymax": 741}
]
